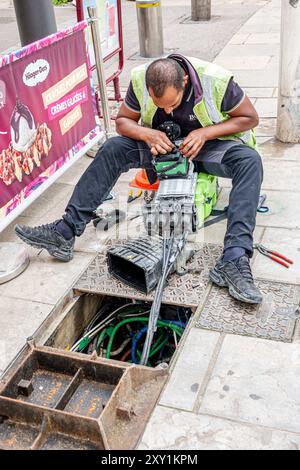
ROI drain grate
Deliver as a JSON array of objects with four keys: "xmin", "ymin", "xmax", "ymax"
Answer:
[
  {"xmin": 74, "ymin": 241, "xmax": 223, "ymax": 308},
  {"xmin": 196, "ymin": 280, "xmax": 300, "ymax": 342}
]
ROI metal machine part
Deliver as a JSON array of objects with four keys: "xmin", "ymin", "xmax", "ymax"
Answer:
[
  {"xmin": 143, "ymin": 122, "xmax": 198, "ymax": 238},
  {"xmin": 143, "ymin": 162, "xmax": 198, "ymax": 237}
]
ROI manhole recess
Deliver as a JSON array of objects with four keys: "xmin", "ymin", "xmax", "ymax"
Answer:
[
  {"xmin": 196, "ymin": 280, "xmax": 300, "ymax": 342},
  {"xmin": 74, "ymin": 241, "xmax": 223, "ymax": 308}
]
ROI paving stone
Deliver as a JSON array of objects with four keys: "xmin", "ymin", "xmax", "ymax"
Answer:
[
  {"xmin": 200, "ymin": 335, "xmax": 300, "ymax": 434},
  {"xmin": 252, "ymin": 228, "xmax": 300, "ymax": 285},
  {"xmin": 240, "ymin": 23, "xmax": 281, "ymax": 34},
  {"xmin": 233, "ymin": 70, "xmax": 278, "ymax": 87},
  {"xmin": 256, "ymin": 136, "xmax": 274, "ymax": 145},
  {"xmin": 245, "ymin": 15, "xmax": 281, "ymax": 26},
  {"xmin": 216, "ymin": 56, "xmax": 271, "ymax": 71},
  {"xmin": 21, "ymin": 183, "xmax": 74, "ymax": 219},
  {"xmin": 246, "ymin": 33, "xmax": 280, "ymax": 44},
  {"xmin": 228, "ymin": 34, "xmax": 250, "ymax": 45},
  {"xmin": 255, "ymin": 190, "xmax": 300, "ymax": 230},
  {"xmin": 260, "ymin": 140, "xmax": 300, "ymax": 161},
  {"xmin": 213, "ymin": 187, "xmax": 300, "ymax": 230},
  {"xmin": 196, "ymin": 280, "xmax": 300, "ymax": 342},
  {"xmin": 0, "ymin": 297, "xmax": 53, "ymax": 374},
  {"xmin": 0, "ymin": 251, "xmax": 94, "ymax": 305},
  {"xmin": 255, "ymin": 98, "xmax": 278, "ymax": 118},
  {"xmin": 261, "ymin": 160, "xmax": 300, "ymax": 192},
  {"xmin": 159, "ymin": 329, "xmax": 220, "ymax": 411},
  {"xmin": 218, "ymin": 45, "xmax": 279, "ymax": 59},
  {"xmin": 201, "ymin": 221, "xmax": 264, "ymax": 247},
  {"xmin": 256, "ymin": 118, "xmax": 277, "ymax": 137},
  {"xmin": 56, "ymin": 155, "xmax": 92, "ymax": 186},
  {"xmin": 139, "ymin": 406, "xmax": 300, "ymax": 450},
  {"xmin": 244, "ymin": 87, "xmax": 276, "ymax": 98}
]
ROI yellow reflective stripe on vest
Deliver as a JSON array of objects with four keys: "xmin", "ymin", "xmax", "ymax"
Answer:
[{"xmin": 201, "ymin": 74, "xmax": 222, "ymax": 123}]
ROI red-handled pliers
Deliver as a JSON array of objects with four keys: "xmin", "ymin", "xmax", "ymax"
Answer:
[{"xmin": 254, "ymin": 244, "xmax": 294, "ymax": 268}]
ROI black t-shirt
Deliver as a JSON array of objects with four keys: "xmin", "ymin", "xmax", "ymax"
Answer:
[{"xmin": 125, "ymin": 75, "xmax": 245, "ymax": 137}]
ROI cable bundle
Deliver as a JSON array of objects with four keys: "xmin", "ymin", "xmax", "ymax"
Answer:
[{"xmin": 71, "ymin": 301, "xmax": 191, "ymax": 367}]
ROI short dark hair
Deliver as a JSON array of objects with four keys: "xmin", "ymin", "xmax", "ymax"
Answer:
[{"xmin": 145, "ymin": 58, "xmax": 184, "ymax": 98}]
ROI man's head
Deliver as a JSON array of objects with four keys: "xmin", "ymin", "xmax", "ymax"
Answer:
[{"xmin": 145, "ymin": 59, "xmax": 188, "ymax": 115}]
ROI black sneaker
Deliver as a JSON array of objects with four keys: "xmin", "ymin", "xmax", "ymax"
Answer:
[
  {"xmin": 209, "ymin": 255, "xmax": 263, "ymax": 304},
  {"xmin": 15, "ymin": 221, "xmax": 75, "ymax": 262}
]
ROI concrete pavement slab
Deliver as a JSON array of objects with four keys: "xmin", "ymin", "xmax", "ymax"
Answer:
[
  {"xmin": 256, "ymin": 118, "xmax": 277, "ymax": 137},
  {"xmin": 255, "ymin": 98, "xmax": 278, "ymax": 118},
  {"xmin": 216, "ymin": 187, "xmax": 300, "ymax": 230},
  {"xmin": 232, "ymin": 70, "xmax": 279, "ymax": 87},
  {"xmin": 260, "ymin": 140, "xmax": 300, "ymax": 161},
  {"xmin": 229, "ymin": 33, "xmax": 250, "ymax": 45},
  {"xmin": 245, "ymin": 87, "xmax": 276, "ymax": 98},
  {"xmin": 256, "ymin": 190, "xmax": 300, "ymax": 230},
  {"xmin": 200, "ymin": 335, "xmax": 300, "ymax": 434},
  {"xmin": 246, "ymin": 33, "xmax": 280, "ymax": 44},
  {"xmin": 139, "ymin": 406, "xmax": 300, "ymax": 450},
  {"xmin": 200, "ymin": 221, "xmax": 264, "ymax": 247},
  {"xmin": 216, "ymin": 56, "xmax": 271, "ymax": 71},
  {"xmin": 0, "ymin": 250, "xmax": 94, "ymax": 305},
  {"xmin": 252, "ymin": 227, "xmax": 300, "ymax": 285},
  {"xmin": 218, "ymin": 44, "xmax": 279, "ymax": 58},
  {"xmin": 261, "ymin": 159, "xmax": 300, "ymax": 192},
  {"xmin": 0, "ymin": 296, "xmax": 53, "ymax": 375},
  {"xmin": 21, "ymin": 182, "xmax": 74, "ymax": 219},
  {"xmin": 55, "ymin": 155, "xmax": 92, "ymax": 186},
  {"xmin": 159, "ymin": 329, "xmax": 220, "ymax": 412}
]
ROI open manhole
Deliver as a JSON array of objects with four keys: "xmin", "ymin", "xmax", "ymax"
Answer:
[{"xmin": 0, "ymin": 293, "xmax": 194, "ymax": 450}]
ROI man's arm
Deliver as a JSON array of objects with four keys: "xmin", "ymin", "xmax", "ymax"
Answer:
[
  {"xmin": 180, "ymin": 96, "xmax": 259, "ymax": 160},
  {"xmin": 202, "ymin": 95, "xmax": 259, "ymax": 140},
  {"xmin": 116, "ymin": 103, "xmax": 174, "ymax": 155}
]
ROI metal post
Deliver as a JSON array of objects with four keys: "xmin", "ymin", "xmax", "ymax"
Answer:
[
  {"xmin": 13, "ymin": 0, "xmax": 57, "ymax": 47},
  {"xmin": 191, "ymin": 0, "xmax": 211, "ymax": 21},
  {"xmin": 276, "ymin": 0, "xmax": 300, "ymax": 143},
  {"xmin": 88, "ymin": 6, "xmax": 113, "ymax": 139},
  {"xmin": 136, "ymin": 0, "xmax": 164, "ymax": 58}
]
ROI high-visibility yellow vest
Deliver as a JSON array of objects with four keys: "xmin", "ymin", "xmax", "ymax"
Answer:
[{"xmin": 131, "ymin": 56, "xmax": 257, "ymax": 149}]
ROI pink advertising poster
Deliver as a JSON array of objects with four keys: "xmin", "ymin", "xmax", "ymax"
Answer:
[{"xmin": 0, "ymin": 22, "xmax": 102, "ymax": 231}]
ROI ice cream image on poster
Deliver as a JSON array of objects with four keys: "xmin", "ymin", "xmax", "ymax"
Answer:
[{"xmin": 10, "ymin": 99, "xmax": 37, "ymax": 153}]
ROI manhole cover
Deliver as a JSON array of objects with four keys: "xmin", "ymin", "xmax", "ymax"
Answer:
[
  {"xmin": 74, "ymin": 241, "xmax": 223, "ymax": 308},
  {"xmin": 196, "ymin": 280, "xmax": 300, "ymax": 342},
  {"xmin": 0, "ymin": 346, "xmax": 167, "ymax": 450}
]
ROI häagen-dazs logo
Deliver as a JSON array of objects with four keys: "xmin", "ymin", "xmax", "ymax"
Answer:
[{"xmin": 23, "ymin": 59, "xmax": 50, "ymax": 87}]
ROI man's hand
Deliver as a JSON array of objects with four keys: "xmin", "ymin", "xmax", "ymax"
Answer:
[
  {"xmin": 143, "ymin": 128, "xmax": 174, "ymax": 156},
  {"xmin": 179, "ymin": 128, "xmax": 208, "ymax": 161}
]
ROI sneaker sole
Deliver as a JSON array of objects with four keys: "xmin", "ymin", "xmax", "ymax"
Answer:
[
  {"xmin": 15, "ymin": 228, "xmax": 73, "ymax": 262},
  {"xmin": 209, "ymin": 266, "xmax": 263, "ymax": 305}
]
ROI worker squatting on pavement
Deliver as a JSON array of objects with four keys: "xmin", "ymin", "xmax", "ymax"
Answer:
[{"xmin": 15, "ymin": 54, "xmax": 264, "ymax": 304}]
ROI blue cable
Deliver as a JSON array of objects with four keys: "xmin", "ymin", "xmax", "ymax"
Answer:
[
  {"xmin": 131, "ymin": 321, "xmax": 185, "ymax": 364},
  {"xmin": 131, "ymin": 326, "xmax": 148, "ymax": 364}
]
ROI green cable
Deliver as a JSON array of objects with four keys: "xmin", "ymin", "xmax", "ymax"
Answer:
[
  {"xmin": 96, "ymin": 329, "xmax": 107, "ymax": 354},
  {"xmin": 106, "ymin": 317, "xmax": 183, "ymax": 359},
  {"xmin": 136, "ymin": 334, "xmax": 169, "ymax": 360}
]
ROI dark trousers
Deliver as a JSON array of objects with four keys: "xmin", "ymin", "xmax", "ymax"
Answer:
[{"xmin": 63, "ymin": 136, "xmax": 263, "ymax": 255}]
